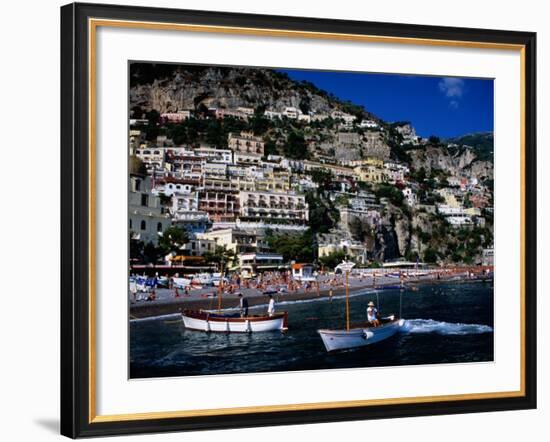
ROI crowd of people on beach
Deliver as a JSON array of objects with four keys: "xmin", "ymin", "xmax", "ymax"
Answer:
[{"xmin": 129, "ymin": 266, "xmax": 494, "ymax": 304}]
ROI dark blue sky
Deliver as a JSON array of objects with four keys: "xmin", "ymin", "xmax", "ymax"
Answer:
[{"xmin": 279, "ymin": 69, "xmax": 494, "ymax": 138}]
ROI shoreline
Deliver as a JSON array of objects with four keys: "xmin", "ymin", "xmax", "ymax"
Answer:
[{"xmin": 129, "ymin": 271, "xmax": 493, "ymax": 320}]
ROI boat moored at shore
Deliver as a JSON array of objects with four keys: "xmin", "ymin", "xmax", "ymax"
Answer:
[{"xmin": 182, "ymin": 310, "xmax": 288, "ymax": 333}]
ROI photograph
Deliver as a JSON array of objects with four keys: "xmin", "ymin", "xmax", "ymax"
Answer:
[{"xmin": 128, "ymin": 62, "xmax": 495, "ymax": 378}]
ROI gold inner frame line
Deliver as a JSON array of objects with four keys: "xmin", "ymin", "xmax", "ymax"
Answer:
[{"xmin": 87, "ymin": 18, "xmax": 527, "ymax": 424}]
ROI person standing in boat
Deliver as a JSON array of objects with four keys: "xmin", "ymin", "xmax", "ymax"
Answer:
[
  {"xmin": 367, "ymin": 301, "xmax": 380, "ymax": 327},
  {"xmin": 238, "ymin": 293, "xmax": 249, "ymax": 318},
  {"xmin": 267, "ymin": 294, "xmax": 275, "ymax": 317}
]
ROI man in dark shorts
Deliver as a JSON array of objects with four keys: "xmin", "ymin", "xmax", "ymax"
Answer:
[{"xmin": 238, "ymin": 293, "xmax": 249, "ymax": 317}]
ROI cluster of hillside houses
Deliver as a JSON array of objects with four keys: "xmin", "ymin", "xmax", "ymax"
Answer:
[{"xmin": 129, "ymin": 107, "xmax": 493, "ymax": 272}]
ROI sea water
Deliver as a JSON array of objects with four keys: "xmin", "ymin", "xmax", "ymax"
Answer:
[{"xmin": 130, "ymin": 281, "xmax": 494, "ymax": 378}]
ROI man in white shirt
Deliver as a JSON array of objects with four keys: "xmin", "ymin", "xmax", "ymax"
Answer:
[
  {"xmin": 367, "ymin": 301, "xmax": 380, "ymax": 327},
  {"xmin": 267, "ymin": 294, "xmax": 275, "ymax": 317}
]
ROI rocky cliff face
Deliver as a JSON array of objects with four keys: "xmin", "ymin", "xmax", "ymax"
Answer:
[
  {"xmin": 130, "ymin": 66, "xmax": 336, "ymax": 115},
  {"xmin": 373, "ymin": 203, "xmax": 410, "ymax": 260},
  {"xmin": 409, "ymin": 145, "xmax": 492, "ymax": 181}
]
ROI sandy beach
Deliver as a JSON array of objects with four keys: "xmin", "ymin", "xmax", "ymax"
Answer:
[{"xmin": 129, "ymin": 268, "xmax": 492, "ymax": 319}]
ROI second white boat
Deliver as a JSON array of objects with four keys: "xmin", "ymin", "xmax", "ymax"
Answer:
[{"xmin": 318, "ymin": 316, "xmax": 405, "ymax": 352}]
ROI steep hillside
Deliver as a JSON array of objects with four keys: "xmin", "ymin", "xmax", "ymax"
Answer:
[
  {"xmin": 130, "ymin": 63, "xmax": 376, "ymax": 120},
  {"xmin": 446, "ymin": 132, "xmax": 494, "ymax": 162}
]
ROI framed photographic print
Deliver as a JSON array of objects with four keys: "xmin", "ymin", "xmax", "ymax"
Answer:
[{"xmin": 60, "ymin": 2, "xmax": 537, "ymax": 438}]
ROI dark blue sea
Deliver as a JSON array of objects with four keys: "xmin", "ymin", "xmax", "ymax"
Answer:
[{"xmin": 129, "ymin": 281, "xmax": 494, "ymax": 378}]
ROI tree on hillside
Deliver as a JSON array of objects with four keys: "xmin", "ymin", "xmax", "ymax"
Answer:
[
  {"xmin": 130, "ymin": 235, "xmax": 144, "ymax": 263},
  {"xmin": 309, "ymin": 168, "xmax": 333, "ymax": 191},
  {"xmin": 299, "ymin": 97, "xmax": 311, "ymax": 115},
  {"xmin": 374, "ymin": 184, "xmax": 405, "ymax": 206},
  {"xmin": 284, "ymin": 130, "xmax": 309, "ymax": 159},
  {"xmin": 306, "ymin": 192, "xmax": 338, "ymax": 234},
  {"xmin": 423, "ymin": 247, "xmax": 438, "ymax": 264},
  {"xmin": 265, "ymin": 231, "xmax": 315, "ymax": 263},
  {"xmin": 144, "ymin": 241, "xmax": 160, "ymax": 264},
  {"xmin": 318, "ymin": 250, "xmax": 347, "ymax": 270},
  {"xmin": 203, "ymin": 245, "xmax": 237, "ymax": 271},
  {"xmin": 263, "ymin": 137, "xmax": 278, "ymax": 157},
  {"xmin": 157, "ymin": 226, "xmax": 189, "ymax": 255},
  {"xmin": 249, "ymin": 115, "xmax": 271, "ymax": 136}
]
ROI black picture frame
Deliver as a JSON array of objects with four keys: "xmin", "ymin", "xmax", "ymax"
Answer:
[{"xmin": 61, "ymin": 2, "xmax": 537, "ymax": 438}]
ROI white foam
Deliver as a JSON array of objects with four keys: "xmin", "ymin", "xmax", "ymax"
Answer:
[
  {"xmin": 129, "ymin": 313, "xmax": 181, "ymax": 323},
  {"xmin": 402, "ymin": 319, "xmax": 493, "ymax": 335}
]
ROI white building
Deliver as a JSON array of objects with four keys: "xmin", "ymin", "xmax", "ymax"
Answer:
[
  {"xmin": 179, "ymin": 237, "xmax": 216, "ymax": 257},
  {"xmin": 239, "ymin": 253, "xmax": 285, "ymax": 276},
  {"xmin": 318, "ymin": 237, "xmax": 368, "ymax": 265},
  {"xmin": 446, "ymin": 215, "xmax": 474, "ymax": 227},
  {"xmin": 437, "ymin": 205, "xmax": 465, "ymax": 216},
  {"xmin": 155, "ymin": 181, "xmax": 194, "ymax": 196},
  {"xmin": 160, "ymin": 110, "xmax": 192, "ymax": 123},
  {"xmin": 202, "ymin": 162, "xmax": 227, "ymax": 177},
  {"xmin": 331, "ymin": 110, "xmax": 357, "ymax": 126},
  {"xmin": 282, "ymin": 106, "xmax": 301, "ymax": 119},
  {"xmin": 135, "ymin": 147, "xmax": 166, "ymax": 172},
  {"xmin": 171, "ymin": 191, "xmax": 199, "ymax": 216},
  {"xmin": 311, "ymin": 113, "xmax": 329, "ymax": 122},
  {"xmin": 360, "ymin": 119, "xmax": 379, "ymax": 129},
  {"xmin": 236, "ymin": 107, "xmax": 255, "ymax": 116},
  {"xmin": 402, "ymin": 187, "xmax": 418, "ymax": 207},
  {"xmin": 234, "ymin": 151, "xmax": 263, "ymax": 165},
  {"xmin": 198, "ymin": 228, "xmax": 267, "ymax": 255},
  {"xmin": 264, "ymin": 110, "xmax": 283, "ymax": 120},
  {"xmin": 238, "ymin": 191, "xmax": 309, "ymax": 224},
  {"xmin": 129, "ymin": 175, "xmax": 171, "ymax": 245},
  {"xmin": 194, "ymin": 147, "xmax": 233, "ymax": 164},
  {"xmin": 394, "ymin": 123, "xmax": 420, "ymax": 145},
  {"xmin": 214, "ymin": 108, "xmax": 249, "ymax": 120},
  {"xmin": 482, "ymin": 247, "xmax": 494, "ymax": 266}
]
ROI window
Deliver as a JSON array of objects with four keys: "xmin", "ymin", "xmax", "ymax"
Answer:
[
  {"xmin": 157, "ymin": 222, "xmax": 162, "ymax": 232},
  {"xmin": 129, "ymin": 219, "xmax": 132, "ymax": 229},
  {"xmin": 140, "ymin": 220, "xmax": 146, "ymax": 230},
  {"xmin": 135, "ymin": 179, "xmax": 141, "ymax": 191},
  {"xmin": 141, "ymin": 193, "xmax": 148, "ymax": 206}
]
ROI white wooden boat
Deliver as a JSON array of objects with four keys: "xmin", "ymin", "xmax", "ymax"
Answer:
[
  {"xmin": 318, "ymin": 260, "xmax": 405, "ymax": 352},
  {"xmin": 173, "ymin": 277, "xmax": 192, "ymax": 288},
  {"xmin": 192, "ymin": 273, "xmax": 213, "ymax": 285},
  {"xmin": 318, "ymin": 316, "xmax": 405, "ymax": 352},
  {"xmin": 182, "ymin": 310, "xmax": 288, "ymax": 333}
]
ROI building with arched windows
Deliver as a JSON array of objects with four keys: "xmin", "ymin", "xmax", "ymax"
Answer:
[{"xmin": 129, "ymin": 174, "xmax": 171, "ymax": 245}]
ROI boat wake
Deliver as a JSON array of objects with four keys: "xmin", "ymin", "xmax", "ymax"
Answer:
[{"xmin": 402, "ymin": 319, "xmax": 493, "ymax": 335}]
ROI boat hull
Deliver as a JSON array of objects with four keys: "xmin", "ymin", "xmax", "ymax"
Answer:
[
  {"xmin": 318, "ymin": 318, "xmax": 405, "ymax": 352},
  {"xmin": 182, "ymin": 310, "xmax": 288, "ymax": 333}
]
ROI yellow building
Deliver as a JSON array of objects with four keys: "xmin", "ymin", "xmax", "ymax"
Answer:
[
  {"xmin": 353, "ymin": 165, "xmax": 388, "ymax": 183},
  {"xmin": 436, "ymin": 188, "xmax": 461, "ymax": 208},
  {"xmin": 464, "ymin": 207, "xmax": 482, "ymax": 216}
]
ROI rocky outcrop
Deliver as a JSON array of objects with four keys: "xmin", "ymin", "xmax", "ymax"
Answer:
[
  {"xmin": 130, "ymin": 67, "xmax": 336, "ymax": 115},
  {"xmin": 362, "ymin": 132, "xmax": 391, "ymax": 159},
  {"xmin": 467, "ymin": 160, "xmax": 494, "ymax": 181},
  {"xmin": 409, "ymin": 145, "xmax": 491, "ymax": 181},
  {"xmin": 375, "ymin": 203, "xmax": 410, "ymax": 259},
  {"xmin": 373, "ymin": 226, "xmax": 400, "ymax": 262}
]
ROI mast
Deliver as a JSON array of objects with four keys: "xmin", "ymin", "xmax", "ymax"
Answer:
[
  {"xmin": 218, "ymin": 260, "xmax": 224, "ymax": 312},
  {"xmin": 345, "ymin": 270, "xmax": 350, "ymax": 331}
]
